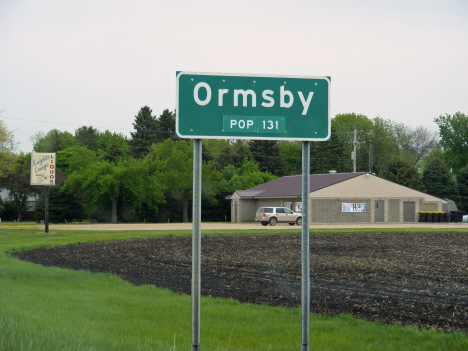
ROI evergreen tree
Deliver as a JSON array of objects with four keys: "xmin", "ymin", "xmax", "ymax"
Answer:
[
  {"xmin": 456, "ymin": 165, "xmax": 468, "ymax": 211},
  {"xmin": 422, "ymin": 158, "xmax": 459, "ymax": 201},
  {"xmin": 310, "ymin": 125, "xmax": 352, "ymax": 174},
  {"xmin": 381, "ymin": 156, "xmax": 426, "ymax": 192},
  {"xmin": 232, "ymin": 141, "xmax": 252, "ymax": 167},
  {"xmin": 156, "ymin": 109, "xmax": 176, "ymax": 143},
  {"xmin": 248, "ymin": 140, "xmax": 286, "ymax": 177},
  {"xmin": 75, "ymin": 126, "xmax": 99, "ymax": 151},
  {"xmin": 35, "ymin": 184, "xmax": 84, "ymax": 223},
  {"xmin": 129, "ymin": 106, "xmax": 159, "ymax": 158}
]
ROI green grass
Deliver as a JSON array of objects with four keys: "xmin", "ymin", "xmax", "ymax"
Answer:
[{"xmin": 1, "ymin": 227, "xmax": 468, "ymax": 350}]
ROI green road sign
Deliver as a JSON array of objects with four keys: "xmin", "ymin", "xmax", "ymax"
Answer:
[{"xmin": 176, "ymin": 72, "xmax": 330, "ymax": 141}]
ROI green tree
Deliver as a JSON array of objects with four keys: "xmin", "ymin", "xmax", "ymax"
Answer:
[
  {"xmin": 129, "ymin": 106, "xmax": 159, "ymax": 158},
  {"xmin": 422, "ymin": 158, "xmax": 459, "ymax": 201},
  {"xmin": 0, "ymin": 153, "xmax": 38, "ymax": 221},
  {"xmin": 434, "ymin": 112, "xmax": 468, "ymax": 173},
  {"xmin": 248, "ymin": 140, "xmax": 286, "ymax": 177},
  {"xmin": 56, "ymin": 145, "xmax": 98, "ymax": 175},
  {"xmin": 156, "ymin": 109, "xmax": 176, "ymax": 143},
  {"xmin": 75, "ymin": 126, "xmax": 100, "ymax": 151},
  {"xmin": 456, "ymin": 165, "xmax": 468, "ymax": 211},
  {"xmin": 97, "ymin": 130, "xmax": 130, "ymax": 154},
  {"xmin": 380, "ymin": 156, "xmax": 426, "ymax": 192},
  {"xmin": 35, "ymin": 184, "xmax": 84, "ymax": 223},
  {"xmin": 63, "ymin": 158, "xmax": 165, "ymax": 223},
  {"xmin": 369, "ymin": 117, "xmax": 405, "ymax": 174},
  {"xmin": 0, "ymin": 118, "xmax": 16, "ymax": 177},
  {"xmin": 224, "ymin": 158, "xmax": 277, "ymax": 192},
  {"xmin": 150, "ymin": 139, "xmax": 223, "ymax": 222},
  {"xmin": 30, "ymin": 129, "xmax": 75, "ymax": 152}
]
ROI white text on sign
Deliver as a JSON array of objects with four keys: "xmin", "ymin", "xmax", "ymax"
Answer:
[
  {"xmin": 223, "ymin": 116, "xmax": 285, "ymax": 134},
  {"xmin": 194, "ymin": 82, "xmax": 314, "ymax": 115}
]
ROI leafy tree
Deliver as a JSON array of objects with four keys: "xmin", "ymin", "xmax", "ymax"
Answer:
[
  {"xmin": 0, "ymin": 153, "xmax": 38, "ymax": 221},
  {"xmin": 369, "ymin": 117, "xmax": 405, "ymax": 174},
  {"xmin": 56, "ymin": 145, "xmax": 98, "ymax": 175},
  {"xmin": 156, "ymin": 109, "xmax": 176, "ymax": 143},
  {"xmin": 422, "ymin": 158, "xmax": 459, "ymax": 201},
  {"xmin": 333, "ymin": 113, "xmax": 374, "ymax": 138},
  {"xmin": 248, "ymin": 140, "xmax": 286, "ymax": 177},
  {"xmin": 380, "ymin": 155, "xmax": 426, "ymax": 192},
  {"xmin": 150, "ymin": 139, "xmax": 223, "ymax": 222},
  {"xmin": 30, "ymin": 129, "xmax": 75, "ymax": 152},
  {"xmin": 279, "ymin": 141, "xmax": 301, "ymax": 175},
  {"xmin": 63, "ymin": 158, "xmax": 166, "ymax": 223},
  {"xmin": 456, "ymin": 165, "xmax": 468, "ymax": 211},
  {"xmin": 129, "ymin": 106, "xmax": 159, "ymax": 158},
  {"xmin": 97, "ymin": 130, "xmax": 130, "ymax": 154},
  {"xmin": 224, "ymin": 158, "xmax": 277, "ymax": 193},
  {"xmin": 0, "ymin": 118, "xmax": 16, "ymax": 177},
  {"xmin": 75, "ymin": 126, "xmax": 100, "ymax": 151},
  {"xmin": 434, "ymin": 112, "xmax": 468, "ymax": 173}
]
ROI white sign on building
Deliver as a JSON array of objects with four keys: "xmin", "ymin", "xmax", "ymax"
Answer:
[
  {"xmin": 30, "ymin": 152, "xmax": 56, "ymax": 186},
  {"xmin": 342, "ymin": 202, "xmax": 366, "ymax": 213}
]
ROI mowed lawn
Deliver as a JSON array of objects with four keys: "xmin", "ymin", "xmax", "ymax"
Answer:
[{"xmin": 1, "ymin": 224, "xmax": 468, "ymax": 351}]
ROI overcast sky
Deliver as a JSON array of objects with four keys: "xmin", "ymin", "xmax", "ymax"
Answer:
[{"xmin": 1, "ymin": 0, "xmax": 467, "ymax": 152}]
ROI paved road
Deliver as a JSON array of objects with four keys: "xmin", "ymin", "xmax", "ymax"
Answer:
[{"xmin": 33, "ymin": 222, "xmax": 468, "ymax": 231}]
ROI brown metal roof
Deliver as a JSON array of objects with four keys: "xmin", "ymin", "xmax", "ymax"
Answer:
[{"xmin": 238, "ymin": 172, "xmax": 365, "ymax": 197}]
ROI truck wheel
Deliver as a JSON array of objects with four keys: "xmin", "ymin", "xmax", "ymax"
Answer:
[{"xmin": 269, "ymin": 217, "xmax": 277, "ymax": 226}]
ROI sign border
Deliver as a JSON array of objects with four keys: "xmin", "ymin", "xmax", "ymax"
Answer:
[{"xmin": 176, "ymin": 71, "xmax": 331, "ymax": 141}]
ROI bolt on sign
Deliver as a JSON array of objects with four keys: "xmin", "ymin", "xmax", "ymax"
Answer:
[
  {"xmin": 30, "ymin": 152, "xmax": 56, "ymax": 186},
  {"xmin": 176, "ymin": 72, "xmax": 330, "ymax": 141}
]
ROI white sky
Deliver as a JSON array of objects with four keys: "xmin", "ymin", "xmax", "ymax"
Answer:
[{"xmin": 1, "ymin": 0, "xmax": 467, "ymax": 152}]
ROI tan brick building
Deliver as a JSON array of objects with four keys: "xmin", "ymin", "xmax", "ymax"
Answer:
[{"xmin": 228, "ymin": 172, "xmax": 446, "ymax": 223}]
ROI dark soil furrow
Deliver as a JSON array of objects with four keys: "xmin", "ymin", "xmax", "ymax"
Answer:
[{"xmin": 11, "ymin": 232, "xmax": 468, "ymax": 332}]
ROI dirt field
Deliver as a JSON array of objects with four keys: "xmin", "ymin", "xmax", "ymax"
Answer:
[{"xmin": 12, "ymin": 232, "xmax": 468, "ymax": 332}]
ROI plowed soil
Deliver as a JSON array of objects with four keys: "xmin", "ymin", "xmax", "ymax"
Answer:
[{"xmin": 11, "ymin": 232, "xmax": 468, "ymax": 332}]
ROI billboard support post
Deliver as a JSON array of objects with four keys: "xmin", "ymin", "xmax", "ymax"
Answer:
[{"xmin": 45, "ymin": 186, "xmax": 49, "ymax": 234}]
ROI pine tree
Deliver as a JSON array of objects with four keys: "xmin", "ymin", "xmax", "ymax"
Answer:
[
  {"xmin": 310, "ymin": 125, "xmax": 352, "ymax": 174},
  {"xmin": 422, "ymin": 158, "xmax": 459, "ymax": 201},
  {"xmin": 248, "ymin": 140, "xmax": 286, "ymax": 177},
  {"xmin": 129, "ymin": 106, "xmax": 159, "ymax": 158},
  {"xmin": 75, "ymin": 126, "xmax": 99, "ymax": 151},
  {"xmin": 156, "ymin": 109, "xmax": 176, "ymax": 143},
  {"xmin": 381, "ymin": 156, "xmax": 426, "ymax": 192}
]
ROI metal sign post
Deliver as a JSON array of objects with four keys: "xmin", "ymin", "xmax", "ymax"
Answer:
[
  {"xmin": 192, "ymin": 139, "xmax": 202, "ymax": 351},
  {"xmin": 301, "ymin": 141, "xmax": 311, "ymax": 351}
]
